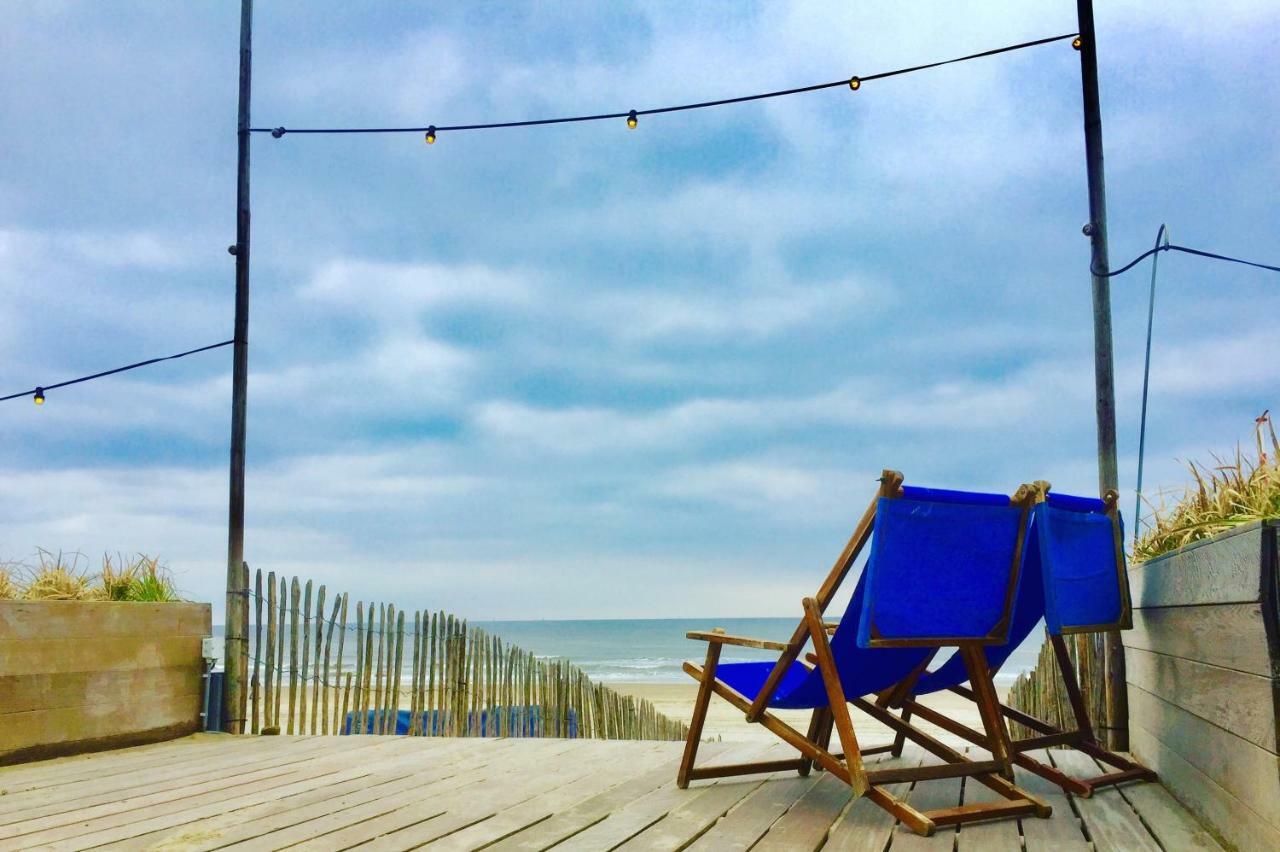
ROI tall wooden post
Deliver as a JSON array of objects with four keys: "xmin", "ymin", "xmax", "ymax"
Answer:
[
  {"xmin": 1077, "ymin": 0, "xmax": 1127, "ymax": 751},
  {"xmin": 223, "ymin": 0, "xmax": 253, "ymax": 734}
]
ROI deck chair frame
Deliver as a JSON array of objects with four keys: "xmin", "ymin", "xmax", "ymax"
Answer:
[
  {"xmin": 886, "ymin": 483, "xmax": 1156, "ymax": 797},
  {"xmin": 677, "ymin": 470, "xmax": 1052, "ymax": 836}
]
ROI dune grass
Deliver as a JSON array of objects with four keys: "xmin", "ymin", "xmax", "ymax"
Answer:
[
  {"xmin": 1, "ymin": 551, "xmax": 182, "ymax": 602},
  {"xmin": 1134, "ymin": 410, "xmax": 1280, "ymax": 561}
]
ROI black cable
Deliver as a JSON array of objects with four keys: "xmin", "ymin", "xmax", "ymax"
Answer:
[
  {"xmin": 0, "ymin": 339, "xmax": 234, "ymax": 404},
  {"xmin": 252, "ymin": 33, "xmax": 1078, "ymax": 137},
  {"xmin": 1097, "ymin": 244, "xmax": 1280, "ymax": 278}
]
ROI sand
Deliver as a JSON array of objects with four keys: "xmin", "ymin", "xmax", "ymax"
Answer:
[
  {"xmin": 244, "ymin": 679, "xmax": 998, "ymax": 751},
  {"xmin": 613, "ymin": 681, "xmax": 998, "ymax": 748}
]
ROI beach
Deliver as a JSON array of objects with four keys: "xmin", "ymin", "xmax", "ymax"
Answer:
[{"xmin": 614, "ymin": 681, "xmax": 996, "ymax": 747}]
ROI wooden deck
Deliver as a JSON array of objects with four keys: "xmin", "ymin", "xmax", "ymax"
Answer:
[{"xmin": 0, "ymin": 734, "xmax": 1223, "ymax": 851}]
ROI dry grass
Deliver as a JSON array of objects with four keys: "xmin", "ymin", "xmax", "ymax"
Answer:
[
  {"xmin": 23, "ymin": 550, "xmax": 96, "ymax": 600},
  {"xmin": 0, "ymin": 563, "xmax": 19, "ymax": 600},
  {"xmin": 1134, "ymin": 411, "xmax": 1280, "ymax": 561},
  {"xmin": 3, "ymin": 551, "xmax": 182, "ymax": 602}
]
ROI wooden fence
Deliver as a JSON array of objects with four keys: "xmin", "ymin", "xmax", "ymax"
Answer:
[
  {"xmin": 233, "ymin": 566, "xmax": 687, "ymax": 742},
  {"xmin": 1005, "ymin": 631, "xmax": 1107, "ymax": 743}
]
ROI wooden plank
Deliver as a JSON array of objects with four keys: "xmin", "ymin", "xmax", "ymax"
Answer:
[
  {"xmin": 427, "ymin": 743, "xmax": 676, "ymax": 851},
  {"xmin": 1119, "ymin": 780, "xmax": 1224, "ymax": 850},
  {"xmin": 955, "ymin": 751, "xmax": 1022, "ymax": 852},
  {"xmin": 0, "ymin": 635, "xmax": 203, "ymax": 677},
  {"xmin": 0, "ymin": 679, "xmax": 202, "ymax": 756},
  {"xmin": 269, "ymin": 740, "xmax": 589, "ymax": 851},
  {"xmin": 0, "ymin": 601, "xmax": 210, "ymax": 639},
  {"xmin": 116, "ymin": 739, "xmax": 519, "ymax": 851},
  {"xmin": 550, "ymin": 744, "xmax": 763, "ymax": 851},
  {"xmin": 685, "ymin": 774, "xmax": 821, "ymax": 851},
  {"xmin": 1128, "ymin": 523, "xmax": 1262, "ymax": 609},
  {"xmin": 360, "ymin": 743, "xmax": 676, "ymax": 851},
  {"xmin": 0, "ymin": 735, "xmax": 246, "ymax": 793},
  {"xmin": 0, "ymin": 736, "xmax": 374, "ymax": 839},
  {"xmin": 747, "ymin": 771, "xmax": 850, "ymax": 851},
  {"xmin": 0, "ymin": 665, "xmax": 201, "ymax": 716},
  {"xmin": 889, "ymin": 762, "xmax": 961, "ymax": 851},
  {"xmin": 1126, "ymin": 646, "xmax": 1276, "ymax": 753},
  {"xmin": 1124, "ymin": 602, "xmax": 1272, "ymax": 676},
  {"xmin": 6, "ymin": 737, "xmax": 404, "ymax": 847},
  {"xmin": 822, "ymin": 750, "xmax": 924, "ymax": 852},
  {"xmin": 0, "ymin": 737, "xmax": 330, "ymax": 824},
  {"xmin": 487, "ymin": 744, "xmax": 730, "ymax": 851},
  {"xmin": 1049, "ymin": 749, "xmax": 1161, "ymax": 851},
  {"xmin": 616, "ymin": 744, "xmax": 779, "ymax": 850},
  {"xmin": 1129, "ymin": 719, "xmax": 1280, "ymax": 852},
  {"xmin": 1128, "ymin": 684, "xmax": 1280, "ymax": 828},
  {"xmin": 1013, "ymin": 752, "xmax": 1090, "ymax": 851}
]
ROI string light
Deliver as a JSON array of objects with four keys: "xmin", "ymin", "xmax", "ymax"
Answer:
[
  {"xmin": 1072, "ymin": 37, "xmax": 1083, "ymax": 50},
  {"xmin": 1, "ymin": 339, "xmax": 234, "ymax": 405},
  {"xmin": 250, "ymin": 33, "xmax": 1079, "ymax": 139},
  {"xmin": 425, "ymin": 125, "xmax": 437, "ymax": 144}
]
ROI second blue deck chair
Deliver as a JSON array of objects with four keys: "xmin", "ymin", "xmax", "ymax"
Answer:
[
  {"xmin": 882, "ymin": 484, "xmax": 1156, "ymax": 796},
  {"xmin": 677, "ymin": 470, "xmax": 1052, "ymax": 837}
]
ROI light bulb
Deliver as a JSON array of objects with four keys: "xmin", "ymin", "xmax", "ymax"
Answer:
[
  {"xmin": 34, "ymin": 387, "xmax": 45, "ymax": 405},
  {"xmin": 848, "ymin": 76, "xmax": 861, "ymax": 91},
  {"xmin": 626, "ymin": 110, "xmax": 638, "ymax": 129},
  {"xmin": 425, "ymin": 126, "xmax": 437, "ymax": 144},
  {"xmin": 1072, "ymin": 37, "xmax": 1082, "ymax": 50}
]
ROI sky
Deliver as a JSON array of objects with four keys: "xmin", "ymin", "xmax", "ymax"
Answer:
[{"xmin": 2, "ymin": 1, "xmax": 1278, "ymax": 622}]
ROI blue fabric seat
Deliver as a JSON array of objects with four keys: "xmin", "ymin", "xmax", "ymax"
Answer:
[
  {"xmin": 713, "ymin": 485, "xmax": 1027, "ymax": 710},
  {"xmin": 911, "ymin": 491, "xmax": 1124, "ymax": 696}
]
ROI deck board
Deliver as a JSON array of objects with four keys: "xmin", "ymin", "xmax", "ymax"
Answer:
[{"xmin": 0, "ymin": 735, "xmax": 1222, "ymax": 851}]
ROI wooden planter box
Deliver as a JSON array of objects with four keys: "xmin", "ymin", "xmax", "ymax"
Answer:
[
  {"xmin": 0, "ymin": 601, "xmax": 211, "ymax": 765},
  {"xmin": 1126, "ymin": 520, "xmax": 1279, "ymax": 850}
]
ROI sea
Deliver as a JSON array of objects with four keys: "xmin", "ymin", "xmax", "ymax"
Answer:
[{"xmin": 211, "ymin": 618, "xmax": 1042, "ymax": 685}]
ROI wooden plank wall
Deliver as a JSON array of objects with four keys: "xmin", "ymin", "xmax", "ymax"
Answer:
[
  {"xmin": 1126, "ymin": 520, "xmax": 1280, "ymax": 850},
  {"xmin": 0, "ymin": 601, "xmax": 211, "ymax": 765}
]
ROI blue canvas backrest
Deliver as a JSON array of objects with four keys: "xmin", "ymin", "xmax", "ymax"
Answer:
[
  {"xmin": 856, "ymin": 485, "xmax": 1030, "ymax": 648},
  {"xmin": 1036, "ymin": 491, "xmax": 1132, "ymax": 634}
]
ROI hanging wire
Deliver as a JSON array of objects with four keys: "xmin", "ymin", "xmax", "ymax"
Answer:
[
  {"xmin": 1132, "ymin": 224, "xmax": 1169, "ymax": 546},
  {"xmin": 251, "ymin": 33, "xmax": 1079, "ymax": 138},
  {"xmin": 0, "ymin": 339, "xmax": 234, "ymax": 405},
  {"xmin": 1098, "ymin": 243, "xmax": 1280, "ymax": 278}
]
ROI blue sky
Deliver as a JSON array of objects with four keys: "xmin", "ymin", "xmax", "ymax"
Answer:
[{"xmin": 2, "ymin": 1, "xmax": 1277, "ymax": 621}]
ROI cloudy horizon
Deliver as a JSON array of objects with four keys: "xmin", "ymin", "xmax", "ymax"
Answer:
[{"xmin": 3, "ymin": 1, "xmax": 1277, "ymax": 621}]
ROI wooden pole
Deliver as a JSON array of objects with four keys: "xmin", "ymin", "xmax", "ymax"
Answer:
[
  {"xmin": 222, "ymin": 0, "xmax": 253, "ymax": 735},
  {"xmin": 263, "ymin": 570, "xmax": 275, "ymax": 731},
  {"xmin": 287, "ymin": 578, "xmax": 300, "ymax": 735},
  {"xmin": 333, "ymin": 594, "xmax": 347, "ymax": 733},
  {"xmin": 251, "ymin": 567, "xmax": 262, "ymax": 734},
  {"xmin": 311, "ymin": 584, "xmax": 325, "ymax": 734},
  {"xmin": 299, "ymin": 579, "xmax": 312, "ymax": 735},
  {"xmin": 1076, "ymin": 0, "xmax": 1127, "ymax": 751}
]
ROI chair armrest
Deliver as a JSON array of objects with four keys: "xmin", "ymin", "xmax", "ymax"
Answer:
[{"xmin": 685, "ymin": 630, "xmax": 789, "ymax": 651}]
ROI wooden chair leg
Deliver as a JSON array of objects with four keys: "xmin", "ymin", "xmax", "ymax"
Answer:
[
  {"xmin": 890, "ymin": 703, "xmax": 912, "ymax": 757},
  {"xmin": 799, "ymin": 706, "xmax": 831, "ymax": 776},
  {"xmin": 677, "ymin": 636, "xmax": 723, "ymax": 789},
  {"xmin": 960, "ymin": 644, "xmax": 1016, "ymax": 781},
  {"xmin": 803, "ymin": 598, "xmax": 868, "ymax": 795}
]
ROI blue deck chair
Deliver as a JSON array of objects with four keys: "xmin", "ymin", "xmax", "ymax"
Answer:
[
  {"xmin": 883, "ymin": 483, "xmax": 1155, "ymax": 796},
  {"xmin": 677, "ymin": 470, "xmax": 1052, "ymax": 837}
]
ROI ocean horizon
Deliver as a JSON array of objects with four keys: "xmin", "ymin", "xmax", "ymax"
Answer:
[{"xmin": 212, "ymin": 617, "xmax": 1043, "ymax": 686}]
